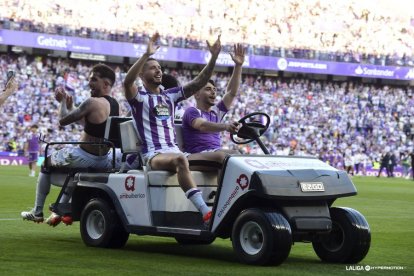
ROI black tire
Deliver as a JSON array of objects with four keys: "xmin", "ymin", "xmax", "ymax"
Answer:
[
  {"xmin": 231, "ymin": 209, "xmax": 292, "ymax": 266},
  {"xmin": 80, "ymin": 198, "xmax": 129, "ymax": 248},
  {"xmin": 312, "ymin": 207, "xmax": 371, "ymax": 263},
  {"xmin": 175, "ymin": 236, "xmax": 216, "ymax": 245}
]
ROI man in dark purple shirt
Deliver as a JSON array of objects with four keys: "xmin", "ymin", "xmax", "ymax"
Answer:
[
  {"xmin": 182, "ymin": 90, "xmax": 229, "ymax": 154},
  {"xmin": 182, "ymin": 44, "xmax": 245, "ymax": 166},
  {"xmin": 24, "ymin": 124, "xmax": 40, "ymax": 177}
]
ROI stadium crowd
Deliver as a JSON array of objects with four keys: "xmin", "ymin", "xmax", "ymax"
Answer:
[
  {"xmin": 1, "ymin": 54, "xmax": 413, "ymax": 176},
  {"xmin": 1, "ymin": 0, "xmax": 413, "ymax": 66}
]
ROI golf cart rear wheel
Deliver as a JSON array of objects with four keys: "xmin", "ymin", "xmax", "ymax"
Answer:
[
  {"xmin": 80, "ymin": 198, "xmax": 129, "ymax": 248},
  {"xmin": 232, "ymin": 209, "xmax": 292, "ymax": 266},
  {"xmin": 312, "ymin": 207, "xmax": 371, "ymax": 263}
]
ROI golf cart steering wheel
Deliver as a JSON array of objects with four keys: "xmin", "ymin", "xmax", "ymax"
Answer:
[{"xmin": 230, "ymin": 112, "xmax": 270, "ymax": 145}]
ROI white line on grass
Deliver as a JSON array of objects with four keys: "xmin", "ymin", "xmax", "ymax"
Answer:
[{"xmin": 0, "ymin": 218, "xmax": 21, "ymax": 221}]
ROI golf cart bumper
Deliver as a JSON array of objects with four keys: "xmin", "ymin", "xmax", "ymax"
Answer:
[
  {"xmin": 249, "ymin": 169, "xmax": 355, "ymax": 233},
  {"xmin": 250, "ymin": 169, "xmax": 356, "ymax": 200}
]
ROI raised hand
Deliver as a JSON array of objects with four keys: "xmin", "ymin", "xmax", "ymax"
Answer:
[
  {"xmin": 54, "ymin": 86, "xmax": 67, "ymax": 103},
  {"xmin": 206, "ymin": 34, "xmax": 221, "ymax": 57},
  {"xmin": 146, "ymin": 32, "xmax": 160, "ymax": 56},
  {"xmin": 66, "ymin": 94, "xmax": 74, "ymax": 110},
  {"xmin": 230, "ymin": 43, "xmax": 245, "ymax": 66}
]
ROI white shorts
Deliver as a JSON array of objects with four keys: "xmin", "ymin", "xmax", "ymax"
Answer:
[
  {"xmin": 143, "ymin": 146, "xmax": 189, "ymax": 170},
  {"xmin": 50, "ymin": 147, "xmax": 120, "ymax": 169}
]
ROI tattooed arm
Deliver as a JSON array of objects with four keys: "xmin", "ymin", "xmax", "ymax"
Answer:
[
  {"xmin": 59, "ymin": 98, "xmax": 94, "ymax": 126},
  {"xmin": 55, "ymin": 86, "xmax": 85, "ymax": 126},
  {"xmin": 0, "ymin": 77, "xmax": 17, "ymax": 108},
  {"xmin": 183, "ymin": 35, "xmax": 221, "ymax": 98}
]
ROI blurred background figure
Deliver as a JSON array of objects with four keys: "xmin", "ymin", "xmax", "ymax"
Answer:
[
  {"xmin": 377, "ymin": 151, "xmax": 390, "ymax": 177},
  {"xmin": 24, "ymin": 124, "xmax": 40, "ymax": 177},
  {"xmin": 0, "ymin": 72, "xmax": 17, "ymax": 108}
]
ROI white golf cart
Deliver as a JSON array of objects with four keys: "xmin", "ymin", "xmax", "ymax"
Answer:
[{"xmin": 47, "ymin": 112, "xmax": 370, "ymax": 266}]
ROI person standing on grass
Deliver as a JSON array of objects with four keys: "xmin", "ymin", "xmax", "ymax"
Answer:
[
  {"xmin": 377, "ymin": 151, "xmax": 390, "ymax": 177},
  {"xmin": 410, "ymin": 149, "xmax": 414, "ymax": 180},
  {"xmin": 24, "ymin": 124, "xmax": 40, "ymax": 177}
]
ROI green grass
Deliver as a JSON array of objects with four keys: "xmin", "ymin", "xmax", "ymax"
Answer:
[{"xmin": 0, "ymin": 166, "xmax": 413, "ymax": 275}]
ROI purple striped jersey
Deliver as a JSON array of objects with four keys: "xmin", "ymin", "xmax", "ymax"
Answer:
[{"xmin": 128, "ymin": 86, "xmax": 185, "ymax": 154}]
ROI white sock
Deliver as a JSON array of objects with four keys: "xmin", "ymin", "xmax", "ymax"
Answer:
[
  {"xmin": 34, "ymin": 172, "xmax": 51, "ymax": 214},
  {"xmin": 185, "ymin": 188, "xmax": 210, "ymax": 216}
]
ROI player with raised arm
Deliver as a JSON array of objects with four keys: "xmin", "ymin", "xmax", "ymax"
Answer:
[
  {"xmin": 183, "ymin": 43, "xmax": 245, "ymax": 166},
  {"xmin": 123, "ymin": 33, "xmax": 221, "ymax": 224}
]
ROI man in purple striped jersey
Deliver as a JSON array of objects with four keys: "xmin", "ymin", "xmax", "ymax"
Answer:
[{"xmin": 123, "ymin": 33, "xmax": 221, "ymax": 224}]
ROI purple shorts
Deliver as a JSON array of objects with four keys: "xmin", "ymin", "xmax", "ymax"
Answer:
[{"xmin": 27, "ymin": 152, "xmax": 38, "ymax": 163}]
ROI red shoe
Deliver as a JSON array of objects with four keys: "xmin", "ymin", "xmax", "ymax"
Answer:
[
  {"xmin": 46, "ymin": 212, "xmax": 61, "ymax": 227},
  {"xmin": 62, "ymin": 215, "xmax": 73, "ymax": 225},
  {"xmin": 203, "ymin": 211, "xmax": 212, "ymax": 225}
]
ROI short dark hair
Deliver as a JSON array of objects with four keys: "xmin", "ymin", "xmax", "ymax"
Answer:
[
  {"xmin": 91, "ymin": 64, "xmax": 115, "ymax": 86},
  {"xmin": 162, "ymin": 74, "xmax": 179, "ymax": 89},
  {"xmin": 146, "ymin": 57, "xmax": 157, "ymax": 63},
  {"xmin": 143, "ymin": 58, "xmax": 159, "ymax": 71},
  {"xmin": 207, "ymin": 79, "xmax": 215, "ymax": 87}
]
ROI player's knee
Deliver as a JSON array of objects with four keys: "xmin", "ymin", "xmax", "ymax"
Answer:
[
  {"xmin": 215, "ymin": 152, "xmax": 227, "ymax": 163},
  {"xmin": 174, "ymin": 154, "xmax": 189, "ymax": 170}
]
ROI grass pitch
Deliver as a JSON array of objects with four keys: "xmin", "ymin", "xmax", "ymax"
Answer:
[{"xmin": 0, "ymin": 165, "xmax": 413, "ymax": 275}]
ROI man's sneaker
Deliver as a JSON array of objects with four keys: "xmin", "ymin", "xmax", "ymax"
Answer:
[
  {"xmin": 203, "ymin": 211, "xmax": 212, "ymax": 229},
  {"xmin": 21, "ymin": 209, "xmax": 44, "ymax": 223},
  {"xmin": 46, "ymin": 212, "xmax": 61, "ymax": 227},
  {"xmin": 61, "ymin": 215, "xmax": 73, "ymax": 225}
]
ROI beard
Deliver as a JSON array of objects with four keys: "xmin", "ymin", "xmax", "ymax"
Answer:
[{"xmin": 147, "ymin": 77, "xmax": 162, "ymax": 86}]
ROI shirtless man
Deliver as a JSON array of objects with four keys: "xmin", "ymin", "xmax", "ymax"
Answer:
[{"xmin": 21, "ymin": 64, "xmax": 119, "ymax": 226}]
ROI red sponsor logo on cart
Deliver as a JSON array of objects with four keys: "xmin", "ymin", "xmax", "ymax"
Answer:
[
  {"xmin": 125, "ymin": 176, "xmax": 135, "ymax": 192},
  {"xmin": 236, "ymin": 174, "xmax": 249, "ymax": 190}
]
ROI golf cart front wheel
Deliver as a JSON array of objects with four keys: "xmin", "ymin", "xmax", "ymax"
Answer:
[
  {"xmin": 312, "ymin": 207, "xmax": 371, "ymax": 263},
  {"xmin": 232, "ymin": 209, "xmax": 292, "ymax": 266},
  {"xmin": 80, "ymin": 198, "xmax": 129, "ymax": 248}
]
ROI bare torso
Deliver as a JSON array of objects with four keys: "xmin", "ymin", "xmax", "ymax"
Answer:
[{"xmin": 79, "ymin": 97, "xmax": 111, "ymax": 156}]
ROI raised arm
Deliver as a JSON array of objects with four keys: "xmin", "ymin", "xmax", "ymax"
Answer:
[
  {"xmin": 0, "ymin": 77, "xmax": 17, "ymax": 107},
  {"xmin": 123, "ymin": 33, "xmax": 160, "ymax": 100},
  {"xmin": 222, "ymin": 43, "xmax": 245, "ymax": 109},
  {"xmin": 183, "ymin": 35, "xmax": 221, "ymax": 98}
]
